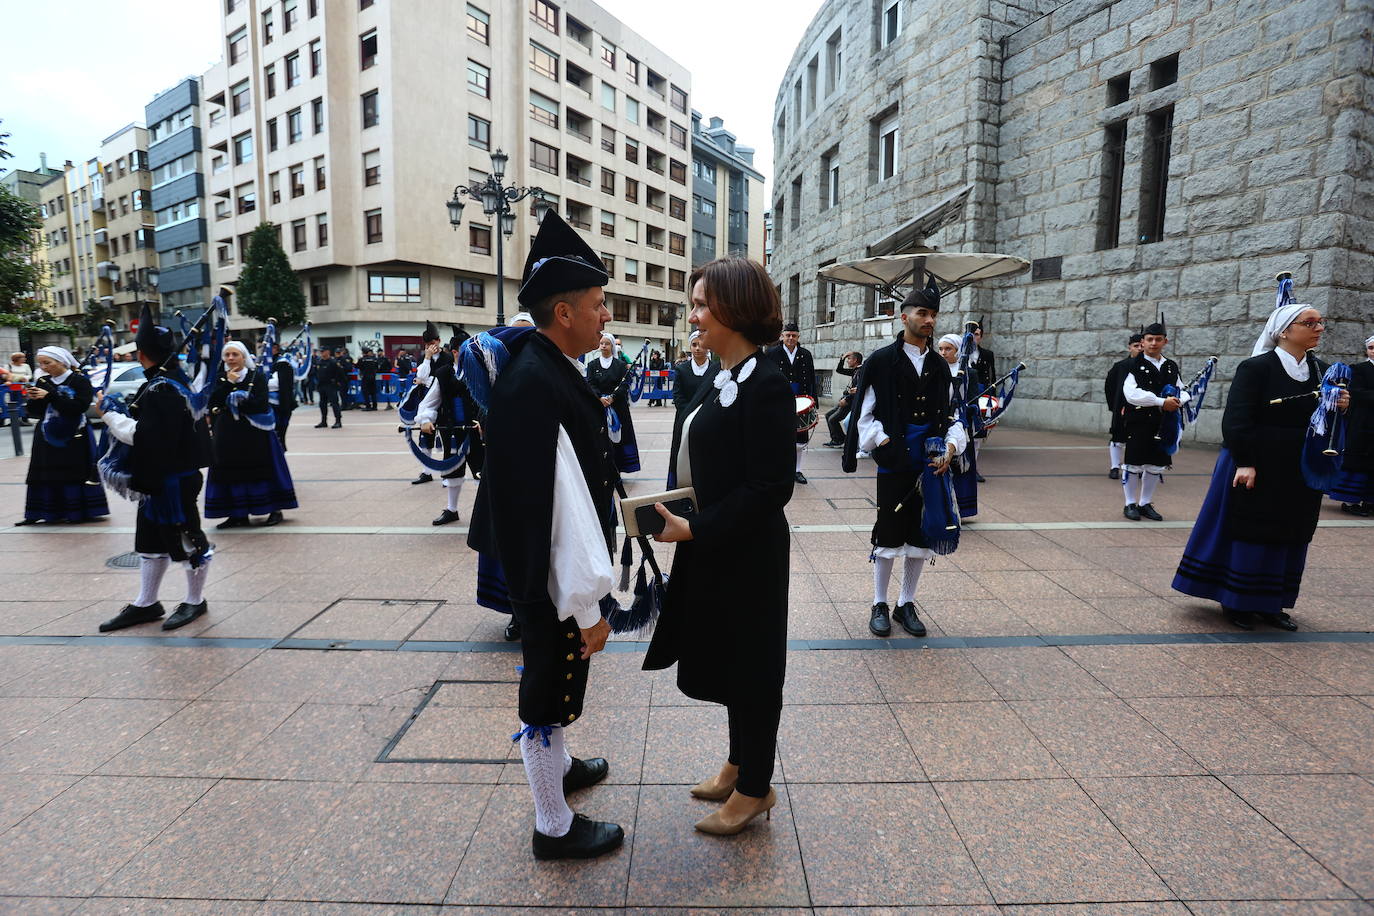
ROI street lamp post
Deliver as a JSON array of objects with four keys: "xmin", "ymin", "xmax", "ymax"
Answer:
[
  {"xmin": 108, "ymin": 264, "xmax": 161, "ymax": 332},
  {"xmin": 446, "ymin": 149, "xmax": 549, "ymax": 327}
]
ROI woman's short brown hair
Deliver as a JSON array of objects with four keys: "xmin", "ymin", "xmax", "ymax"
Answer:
[{"xmin": 689, "ymin": 258, "xmax": 782, "ymax": 346}]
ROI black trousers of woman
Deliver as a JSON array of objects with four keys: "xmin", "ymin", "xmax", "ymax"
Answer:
[{"xmin": 727, "ymin": 697, "xmax": 782, "ymax": 798}]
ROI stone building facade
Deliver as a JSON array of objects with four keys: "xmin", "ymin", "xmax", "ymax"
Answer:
[{"xmin": 771, "ymin": 0, "xmax": 1373, "ymax": 440}]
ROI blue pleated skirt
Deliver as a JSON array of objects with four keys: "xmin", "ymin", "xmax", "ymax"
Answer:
[
  {"xmin": 614, "ymin": 437, "xmax": 641, "ymax": 475},
  {"xmin": 24, "ymin": 482, "xmax": 109, "ymax": 523},
  {"xmin": 204, "ymin": 436, "xmax": 298, "ymax": 518},
  {"xmin": 1327, "ymin": 469, "xmax": 1373, "ymax": 504},
  {"xmin": 1172, "ymin": 448, "xmax": 1310, "ymax": 616}
]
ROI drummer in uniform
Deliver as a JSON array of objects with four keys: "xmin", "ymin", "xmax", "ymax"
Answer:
[{"xmin": 766, "ymin": 322, "xmax": 815, "ymax": 484}]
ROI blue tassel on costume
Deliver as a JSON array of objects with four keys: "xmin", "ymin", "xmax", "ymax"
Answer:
[
  {"xmin": 606, "ymin": 406, "xmax": 622, "ymax": 443},
  {"xmin": 512, "ymin": 723, "xmax": 553, "ymax": 747},
  {"xmin": 904, "ymin": 428, "xmax": 960, "ymax": 555},
  {"xmin": 39, "ymin": 394, "xmax": 82, "ymax": 449},
  {"xmin": 458, "ymin": 327, "xmax": 536, "ymax": 411}
]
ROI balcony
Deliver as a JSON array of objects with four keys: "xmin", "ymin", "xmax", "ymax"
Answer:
[
  {"xmin": 93, "ymin": 228, "xmax": 108, "ymax": 246},
  {"xmin": 91, "ymin": 197, "xmax": 105, "ymax": 212}
]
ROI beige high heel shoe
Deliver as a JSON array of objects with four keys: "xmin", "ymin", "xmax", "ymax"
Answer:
[
  {"xmin": 694, "ymin": 787, "xmax": 776, "ymax": 835},
  {"xmin": 689, "ymin": 762, "xmax": 739, "ymax": 800}
]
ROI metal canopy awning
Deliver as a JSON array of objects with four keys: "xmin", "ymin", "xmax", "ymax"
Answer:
[
  {"xmin": 818, "ymin": 251, "xmax": 1030, "ymax": 299},
  {"xmin": 867, "ymin": 183, "xmax": 975, "ymax": 256}
]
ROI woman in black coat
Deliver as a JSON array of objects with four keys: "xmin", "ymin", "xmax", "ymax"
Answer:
[
  {"xmin": 1328, "ymin": 333, "xmax": 1374, "ymax": 514},
  {"xmin": 645, "ymin": 257, "xmax": 795, "ymax": 836},
  {"xmin": 204, "ymin": 343, "xmax": 298, "ymax": 528},
  {"xmin": 16, "ymin": 347, "xmax": 109, "ymax": 525},
  {"xmin": 1173, "ymin": 304, "xmax": 1349, "ymax": 630},
  {"xmin": 585, "ymin": 333, "xmax": 640, "ymax": 473}
]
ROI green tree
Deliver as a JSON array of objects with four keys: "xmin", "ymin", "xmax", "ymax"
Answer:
[
  {"xmin": 0, "ymin": 185, "xmax": 43, "ymax": 311},
  {"xmin": 77, "ymin": 297, "xmax": 115, "ymax": 338},
  {"xmin": 235, "ymin": 222, "xmax": 307, "ymax": 326}
]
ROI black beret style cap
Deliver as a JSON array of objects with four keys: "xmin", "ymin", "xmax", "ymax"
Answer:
[
  {"xmin": 1129, "ymin": 332, "xmax": 1144, "ymax": 344},
  {"xmin": 135, "ymin": 302, "xmax": 175, "ymax": 363},
  {"xmin": 517, "ymin": 209, "xmax": 609, "ymax": 308},
  {"xmin": 900, "ymin": 277, "xmax": 942, "ymax": 313}
]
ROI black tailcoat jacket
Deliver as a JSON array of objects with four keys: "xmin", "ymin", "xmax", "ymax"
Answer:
[
  {"xmin": 468, "ymin": 331, "xmax": 617, "ymax": 727},
  {"xmin": 1342, "ymin": 360, "xmax": 1374, "ymax": 474},
  {"xmin": 1222, "ymin": 350, "xmax": 1328, "ymax": 545},
  {"xmin": 671, "ymin": 358, "xmax": 719, "ymax": 414},
  {"xmin": 1104, "ymin": 356, "xmax": 1134, "ymax": 442},
  {"xmin": 766, "ymin": 343, "xmax": 815, "ymax": 398},
  {"xmin": 644, "ymin": 352, "xmax": 796, "ymax": 706},
  {"xmin": 24, "ymin": 371, "xmax": 99, "ymax": 486},
  {"xmin": 1123, "ymin": 353, "xmax": 1181, "ymax": 467},
  {"xmin": 128, "ymin": 368, "xmax": 211, "ymax": 560}
]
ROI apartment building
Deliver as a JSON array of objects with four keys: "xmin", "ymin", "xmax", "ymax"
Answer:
[
  {"xmin": 40, "ymin": 125, "xmax": 158, "ymax": 339},
  {"xmin": 203, "ymin": 0, "xmax": 694, "ymax": 358},
  {"xmin": 688, "ymin": 113, "xmax": 765, "ymax": 269},
  {"xmin": 145, "ymin": 78, "xmax": 212, "ymax": 312},
  {"xmin": 0, "ymin": 157, "xmax": 63, "ymax": 311}
]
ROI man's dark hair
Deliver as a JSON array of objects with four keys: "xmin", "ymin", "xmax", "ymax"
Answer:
[{"xmin": 529, "ymin": 287, "xmax": 596, "ymax": 328}]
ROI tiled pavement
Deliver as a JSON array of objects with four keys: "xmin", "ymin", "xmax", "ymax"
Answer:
[{"xmin": 0, "ymin": 401, "xmax": 1371, "ymax": 914}]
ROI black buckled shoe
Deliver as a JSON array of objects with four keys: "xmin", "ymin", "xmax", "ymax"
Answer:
[
  {"xmin": 1339, "ymin": 502, "xmax": 1372, "ymax": 517},
  {"xmin": 794, "ymin": 471, "xmax": 808, "ymax": 485},
  {"xmin": 1264, "ymin": 612, "xmax": 1299, "ymax": 632},
  {"xmin": 163, "ymin": 601, "xmax": 207, "ymax": 631},
  {"xmin": 1123, "ymin": 503, "xmax": 1142, "ymax": 521},
  {"xmin": 99, "ymin": 602, "xmax": 165, "ymax": 632},
  {"xmin": 314, "ymin": 421, "xmax": 328, "ymax": 428},
  {"xmin": 411, "ymin": 473, "xmax": 434, "ymax": 485},
  {"xmin": 432, "ymin": 509, "xmax": 461, "ymax": 526},
  {"xmin": 532, "ymin": 812, "xmax": 624, "ymax": 860},
  {"xmin": 975, "ymin": 473, "xmax": 986, "ymax": 483},
  {"xmin": 894, "ymin": 602, "xmax": 927, "ymax": 637},
  {"xmin": 1225, "ymin": 608, "xmax": 1254, "ymax": 630},
  {"xmin": 563, "ymin": 756, "xmax": 609, "ymax": 794},
  {"xmin": 259, "ymin": 511, "xmax": 283, "ymax": 527},
  {"xmin": 504, "ymin": 617, "xmax": 522, "ymax": 641},
  {"xmin": 868, "ymin": 602, "xmax": 891, "ymax": 637},
  {"xmin": 1109, "ymin": 467, "xmax": 1121, "ymax": 479},
  {"xmin": 216, "ymin": 516, "xmax": 251, "ymax": 530},
  {"xmin": 1138, "ymin": 503, "xmax": 1164, "ymax": 521}
]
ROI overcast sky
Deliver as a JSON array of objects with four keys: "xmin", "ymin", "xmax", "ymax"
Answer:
[{"xmin": 0, "ymin": 0, "xmax": 819, "ymax": 196}]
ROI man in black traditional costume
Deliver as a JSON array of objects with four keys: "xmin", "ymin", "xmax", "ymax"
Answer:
[
  {"xmin": 417, "ymin": 328, "xmax": 484, "ymax": 526},
  {"xmin": 467, "ymin": 210, "xmax": 623, "ymax": 860},
  {"xmin": 1120, "ymin": 317, "xmax": 1185, "ymax": 521},
  {"xmin": 95, "ymin": 304, "xmax": 215, "ymax": 632},
  {"xmin": 766, "ymin": 322, "xmax": 815, "ymax": 484},
  {"xmin": 1104, "ymin": 332, "xmax": 1144, "ymax": 478}
]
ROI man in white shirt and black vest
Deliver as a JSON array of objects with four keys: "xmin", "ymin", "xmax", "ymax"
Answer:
[
  {"xmin": 1120, "ymin": 317, "xmax": 1186, "ymax": 521},
  {"xmin": 467, "ymin": 210, "xmax": 623, "ymax": 860},
  {"xmin": 766, "ymin": 322, "xmax": 815, "ymax": 484}
]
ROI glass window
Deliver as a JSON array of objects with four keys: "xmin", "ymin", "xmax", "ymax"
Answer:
[
  {"xmin": 264, "ymin": 63, "xmax": 277, "ymax": 98},
  {"xmin": 624, "ymin": 177, "xmax": 638, "ymax": 203},
  {"xmin": 360, "ymin": 29, "xmax": 377, "ymax": 69},
  {"xmin": 317, "ymin": 213, "xmax": 329, "ymax": 246},
  {"xmin": 312, "ymin": 98, "xmax": 325, "ymax": 133},
  {"xmin": 624, "ymin": 258, "xmax": 638, "ymax": 282},
  {"xmin": 468, "ymin": 114, "xmax": 490, "ymax": 150},
  {"xmin": 468, "ymin": 60, "xmax": 490, "ymax": 97},
  {"xmin": 361, "ymin": 90, "xmax": 379, "ymax": 128},
  {"xmin": 269, "ymin": 171, "xmax": 281, "ymax": 203},
  {"xmin": 315, "ymin": 156, "xmax": 326, "ymax": 190},
  {"xmin": 671, "ymin": 85, "xmax": 688, "ymax": 114},
  {"xmin": 363, "ymin": 150, "xmax": 381, "ymax": 186},
  {"xmin": 283, "ymin": 0, "xmax": 298, "ymax": 31},
  {"xmin": 233, "ymin": 131, "xmax": 254, "ymax": 164},
  {"xmin": 470, "ymin": 225, "xmax": 491, "ymax": 254},
  {"xmin": 368, "ymin": 272, "xmax": 422, "ymax": 303},
  {"xmin": 530, "ymin": 42, "xmax": 558, "ymax": 80},
  {"xmin": 601, "ymin": 124, "xmax": 616, "ymax": 153},
  {"xmin": 310, "ymin": 275, "xmax": 328, "ymax": 306},
  {"xmin": 290, "ymin": 164, "xmax": 306, "ymax": 198},
  {"xmin": 365, "ymin": 208, "xmax": 383, "ymax": 243},
  {"xmin": 671, "ymin": 123, "xmax": 687, "ymax": 149},
  {"xmin": 292, "ymin": 219, "xmax": 307, "ymax": 252},
  {"xmin": 625, "ymin": 97, "xmax": 639, "ymax": 124},
  {"xmin": 878, "ymin": 114, "xmax": 899, "ymax": 180},
  {"xmin": 310, "ymin": 40, "xmax": 322, "ymax": 76},
  {"xmin": 601, "ymin": 42, "xmax": 616, "ymax": 68},
  {"xmin": 231, "ymin": 79, "xmax": 251, "ymax": 115},
  {"xmin": 531, "ymin": 0, "xmax": 559, "ymax": 34},
  {"xmin": 530, "ymin": 91, "xmax": 559, "ymax": 128},
  {"xmin": 531, "ymin": 139, "xmax": 559, "ymax": 174},
  {"xmin": 286, "ymin": 52, "xmax": 301, "ymax": 87},
  {"xmin": 623, "ymin": 217, "xmax": 638, "ymax": 243},
  {"xmin": 600, "ymin": 82, "xmax": 615, "ymax": 112},
  {"xmin": 467, "ymin": 5, "xmax": 489, "ymax": 44},
  {"xmin": 601, "ymin": 168, "xmax": 615, "ymax": 195},
  {"xmin": 626, "ymin": 57, "xmax": 640, "ymax": 82},
  {"xmin": 455, "ymin": 277, "xmax": 484, "ymax": 308},
  {"xmin": 267, "ymin": 117, "xmax": 279, "ymax": 151},
  {"xmin": 669, "ymin": 232, "xmax": 685, "ymax": 256},
  {"xmin": 288, "ymin": 107, "xmax": 303, "ymax": 143},
  {"xmin": 625, "ymin": 137, "xmax": 639, "ymax": 163},
  {"xmin": 262, "ymin": 8, "xmax": 274, "ymax": 43},
  {"xmin": 600, "ymin": 209, "xmax": 614, "ymax": 237},
  {"xmin": 669, "ymin": 159, "xmax": 687, "ymax": 184},
  {"xmin": 881, "ymin": 0, "xmax": 901, "ymax": 46},
  {"xmin": 228, "ymin": 27, "xmax": 247, "ymax": 65}
]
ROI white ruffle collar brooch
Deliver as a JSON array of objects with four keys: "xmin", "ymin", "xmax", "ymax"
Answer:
[{"xmin": 712, "ymin": 355, "xmax": 756, "ymax": 407}]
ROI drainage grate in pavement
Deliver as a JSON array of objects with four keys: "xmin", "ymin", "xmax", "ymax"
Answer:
[
  {"xmin": 377, "ymin": 679, "xmax": 521, "ymax": 764},
  {"xmin": 105, "ymin": 552, "xmax": 142, "ymax": 569}
]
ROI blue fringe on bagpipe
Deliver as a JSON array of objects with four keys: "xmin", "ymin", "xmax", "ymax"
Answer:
[
  {"xmin": 1301, "ymin": 362, "xmax": 1350, "ymax": 492},
  {"xmin": 227, "ymin": 387, "xmax": 278, "ymax": 432},
  {"xmin": 458, "ymin": 327, "xmax": 536, "ymax": 411},
  {"xmin": 910, "ymin": 427, "xmax": 960, "ymax": 555}
]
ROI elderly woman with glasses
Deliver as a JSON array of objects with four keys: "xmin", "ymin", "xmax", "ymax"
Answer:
[{"xmin": 1173, "ymin": 304, "xmax": 1349, "ymax": 630}]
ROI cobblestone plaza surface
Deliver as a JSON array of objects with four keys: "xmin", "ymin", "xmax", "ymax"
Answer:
[{"xmin": 0, "ymin": 402, "xmax": 1371, "ymax": 912}]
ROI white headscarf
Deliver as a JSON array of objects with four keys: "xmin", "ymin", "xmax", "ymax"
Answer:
[
  {"xmin": 689, "ymin": 329, "xmax": 702, "ymax": 343},
  {"xmin": 937, "ymin": 333, "xmax": 962, "ymax": 351},
  {"xmin": 1251, "ymin": 303, "xmax": 1313, "ymax": 357},
  {"xmin": 599, "ymin": 332, "xmax": 616, "ymax": 347},
  {"xmin": 223, "ymin": 341, "xmax": 256, "ymax": 371},
  {"xmin": 508, "ymin": 312, "xmax": 535, "ymax": 327},
  {"xmin": 36, "ymin": 346, "xmax": 79, "ymax": 369},
  {"xmin": 1365, "ymin": 334, "xmax": 1374, "ymax": 348}
]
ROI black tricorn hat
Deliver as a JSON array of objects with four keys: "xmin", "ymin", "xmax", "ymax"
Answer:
[
  {"xmin": 516, "ymin": 209, "xmax": 609, "ymax": 308},
  {"xmin": 135, "ymin": 302, "xmax": 175, "ymax": 364},
  {"xmin": 421, "ymin": 320, "xmax": 440, "ymax": 342},
  {"xmin": 1129, "ymin": 332, "xmax": 1144, "ymax": 345},
  {"xmin": 1143, "ymin": 311, "xmax": 1167, "ymax": 337},
  {"xmin": 900, "ymin": 277, "xmax": 941, "ymax": 313}
]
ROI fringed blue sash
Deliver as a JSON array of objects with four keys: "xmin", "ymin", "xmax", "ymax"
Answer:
[
  {"xmin": 606, "ymin": 406, "xmax": 622, "ymax": 443},
  {"xmin": 459, "ymin": 327, "xmax": 536, "ymax": 411},
  {"xmin": 39, "ymin": 387, "xmax": 82, "ymax": 448},
  {"xmin": 916, "ymin": 434, "xmax": 961, "ymax": 555},
  {"xmin": 227, "ymin": 386, "xmax": 278, "ymax": 432}
]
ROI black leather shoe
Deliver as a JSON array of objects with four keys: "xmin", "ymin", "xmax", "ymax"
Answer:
[
  {"xmin": 100, "ymin": 602, "xmax": 165, "ymax": 632},
  {"xmin": 868, "ymin": 602, "xmax": 891, "ymax": 637},
  {"xmin": 432, "ymin": 509, "xmax": 461, "ymax": 526},
  {"xmin": 563, "ymin": 756, "xmax": 609, "ymax": 793},
  {"xmin": 1225, "ymin": 608, "xmax": 1254, "ymax": 630},
  {"xmin": 894, "ymin": 602, "xmax": 927, "ymax": 637},
  {"xmin": 1109, "ymin": 467, "xmax": 1121, "ymax": 480},
  {"xmin": 216, "ymin": 517, "xmax": 250, "ymax": 530},
  {"xmin": 1264, "ymin": 613, "xmax": 1299, "ymax": 632},
  {"xmin": 975, "ymin": 473, "xmax": 986, "ymax": 483},
  {"xmin": 1123, "ymin": 503, "xmax": 1141, "ymax": 521},
  {"xmin": 532, "ymin": 812, "xmax": 624, "ymax": 860},
  {"xmin": 331, "ymin": 421, "xmax": 342, "ymax": 429},
  {"xmin": 163, "ymin": 601, "xmax": 207, "ymax": 631},
  {"xmin": 314, "ymin": 422, "xmax": 328, "ymax": 428},
  {"xmin": 794, "ymin": 471, "xmax": 808, "ymax": 485},
  {"xmin": 823, "ymin": 440, "xmax": 843, "ymax": 448},
  {"xmin": 1339, "ymin": 502, "xmax": 1372, "ymax": 517},
  {"xmin": 411, "ymin": 473, "xmax": 434, "ymax": 485},
  {"xmin": 1138, "ymin": 503, "xmax": 1164, "ymax": 521},
  {"xmin": 259, "ymin": 511, "xmax": 283, "ymax": 527},
  {"xmin": 504, "ymin": 617, "xmax": 522, "ymax": 641}
]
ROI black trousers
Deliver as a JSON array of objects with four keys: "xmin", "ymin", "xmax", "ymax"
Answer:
[
  {"xmin": 361, "ymin": 379, "xmax": 377, "ymax": 409},
  {"xmin": 318, "ymin": 387, "xmax": 341, "ymax": 423},
  {"xmin": 727, "ymin": 696, "xmax": 782, "ymax": 798},
  {"xmin": 274, "ymin": 404, "xmax": 292, "ymax": 450},
  {"xmin": 826, "ymin": 401, "xmax": 851, "ymax": 443}
]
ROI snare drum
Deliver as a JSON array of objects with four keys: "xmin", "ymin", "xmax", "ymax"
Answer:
[
  {"xmin": 794, "ymin": 395, "xmax": 819, "ymax": 435},
  {"xmin": 977, "ymin": 394, "xmax": 1001, "ymax": 429}
]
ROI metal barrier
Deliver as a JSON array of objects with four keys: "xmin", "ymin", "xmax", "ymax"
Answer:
[
  {"xmin": 5, "ymin": 384, "xmax": 25, "ymax": 456},
  {"xmin": 644, "ymin": 369, "xmax": 673, "ymax": 404}
]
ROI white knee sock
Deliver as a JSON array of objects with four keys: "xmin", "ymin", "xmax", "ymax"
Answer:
[
  {"xmin": 898, "ymin": 556, "xmax": 925, "ymax": 605},
  {"xmin": 135, "ymin": 554, "xmax": 170, "ymax": 607},
  {"xmin": 1122, "ymin": 470, "xmax": 1142, "ymax": 506},
  {"xmin": 872, "ymin": 555, "xmax": 894, "ymax": 605},
  {"xmin": 445, "ymin": 478, "xmax": 463, "ymax": 512},
  {"xmin": 1140, "ymin": 471, "xmax": 1161, "ymax": 506},
  {"xmin": 1109, "ymin": 442, "xmax": 1124, "ymax": 468},
  {"xmin": 973, "ymin": 439, "xmax": 984, "ymax": 461},
  {"xmin": 184, "ymin": 556, "xmax": 210, "ymax": 605},
  {"xmin": 519, "ymin": 723, "xmax": 573, "ymax": 838},
  {"xmin": 795, "ymin": 444, "xmax": 805, "ymax": 473}
]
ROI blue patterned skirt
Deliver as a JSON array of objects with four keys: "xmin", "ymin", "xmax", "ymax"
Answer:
[
  {"xmin": 1327, "ymin": 469, "xmax": 1373, "ymax": 504},
  {"xmin": 204, "ymin": 436, "xmax": 298, "ymax": 518},
  {"xmin": 24, "ymin": 482, "xmax": 109, "ymax": 523},
  {"xmin": 1172, "ymin": 448, "xmax": 1309, "ymax": 616}
]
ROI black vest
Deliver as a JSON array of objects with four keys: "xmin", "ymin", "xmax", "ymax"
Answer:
[{"xmin": 1125, "ymin": 354, "xmax": 1180, "ymax": 418}]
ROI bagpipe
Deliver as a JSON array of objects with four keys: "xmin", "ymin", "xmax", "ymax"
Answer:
[
  {"xmin": 626, "ymin": 338, "xmax": 650, "ymax": 403},
  {"xmin": 36, "ymin": 323, "xmax": 116, "ymax": 450},
  {"xmin": 891, "ymin": 428, "xmax": 962, "ymax": 556},
  {"xmin": 1155, "ymin": 356, "xmax": 1219, "ymax": 455},
  {"xmin": 1300, "ymin": 361, "xmax": 1351, "ymax": 491}
]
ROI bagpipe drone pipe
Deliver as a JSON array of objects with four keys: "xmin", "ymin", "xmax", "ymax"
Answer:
[
  {"xmin": 1155, "ymin": 357, "xmax": 1219, "ymax": 456},
  {"xmin": 1300, "ymin": 361, "xmax": 1351, "ymax": 492},
  {"xmin": 627, "ymin": 339, "xmax": 650, "ymax": 403}
]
